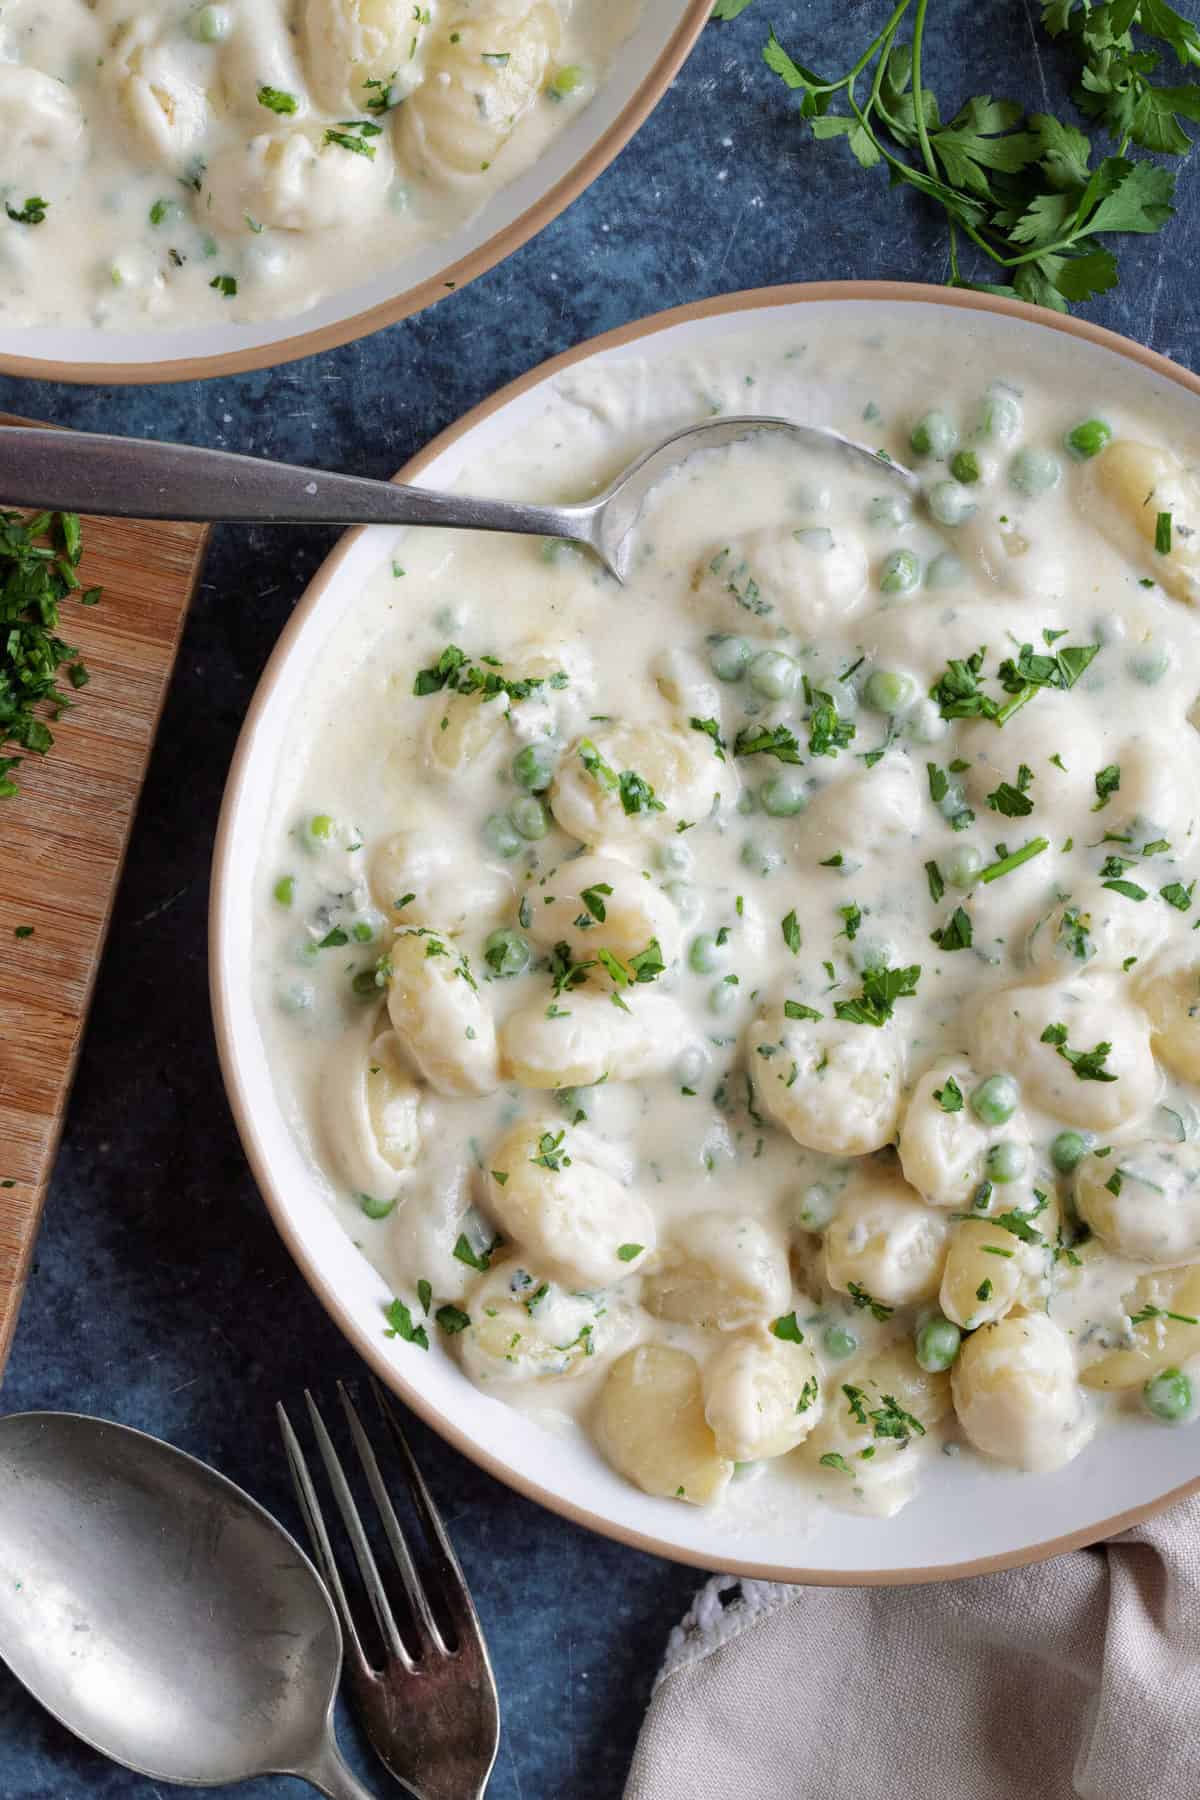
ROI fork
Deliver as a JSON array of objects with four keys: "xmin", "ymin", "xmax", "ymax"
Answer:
[{"xmin": 277, "ymin": 1382, "xmax": 500, "ymax": 1800}]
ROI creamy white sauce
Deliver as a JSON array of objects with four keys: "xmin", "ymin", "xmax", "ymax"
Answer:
[
  {"xmin": 0, "ymin": 0, "xmax": 638, "ymax": 328},
  {"xmin": 253, "ymin": 313, "xmax": 1200, "ymax": 1521}
]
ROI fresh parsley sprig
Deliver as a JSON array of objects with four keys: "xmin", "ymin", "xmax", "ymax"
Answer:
[{"xmin": 761, "ymin": 0, "xmax": 1199, "ymax": 310}]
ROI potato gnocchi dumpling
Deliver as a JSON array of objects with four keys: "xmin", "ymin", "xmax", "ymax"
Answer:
[
  {"xmin": 952, "ymin": 1312, "xmax": 1092, "ymax": 1473},
  {"xmin": 525, "ymin": 852, "xmax": 683, "ymax": 966},
  {"xmin": 1139, "ymin": 960, "xmax": 1200, "ymax": 1085},
  {"xmin": 939, "ymin": 1212, "xmax": 1051, "ymax": 1331},
  {"xmin": 750, "ymin": 1004, "xmax": 904, "ymax": 1156},
  {"xmin": 702, "ymin": 1325, "xmax": 824, "ymax": 1462},
  {"xmin": 593, "ymin": 1345, "xmax": 733, "ymax": 1505},
  {"xmin": 801, "ymin": 757, "xmax": 923, "ymax": 867},
  {"xmin": 969, "ymin": 979, "xmax": 1159, "ymax": 1134},
  {"xmin": 898, "ymin": 1059, "xmax": 1019, "ymax": 1208},
  {"xmin": 106, "ymin": 20, "xmax": 210, "ymax": 160},
  {"xmin": 823, "ymin": 1168, "xmax": 949, "ymax": 1308},
  {"xmin": 204, "ymin": 125, "xmax": 395, "ymax": 235},
  {"xmin": 501, "ymin": 989, "xmax": 691, "ymax": 1089},
  {"xmin": 397, "ymin": 0, "xmax": 560, "ymax": 180},
  {"xmin": 303, "ymin": 0, "xmax": 428, "ymax": 115},
  {"xmin": 549, "ymin": 723, "xmax": 725, "ymax": 850},
  {"xmin": 480, "ymin": 1118, "xmax": 655, "ymax": 1288},
  {"xmin": 0, "ymin": 65, "xmax": 86, "ymax": 191},
  {"xmin": 369, "ymin": 831, "xmax": 513, "ymax": 931},
  {"xmin": 1075, "ymin": 1141, "xmax": 1200, "ymax": 1265},
  {"xmin": 1083, "ymin": 439, "xmax": 1200, "ymax": 605},
  {"xmin": 695, "ymin": 524, "xmax": 870, "ymax": 634},
  {"xmin": 802, "ymin": 1342, "xmax": 950, "ymax": 1516},
  {"xmin": 642, "ymin": 1213, "xmax": 791, "ymax": 1330},
  {"xmin": 386, "ymin": 927, "xmax": 499, "ymax": 1096},
  {"xmin": 1025, "ymin": 881, "xmax": 1168, "ymax": 982},
  {"xmin": 1080, "ymin": 1264, "xmax": 1200, "ymax": 1390},
  {"xmin": 460, "ymin": 1260, "xmax": 634, "ymax": 1388},
  {"xmin": 321, "ymin": 1021, "xmax": 424, "ymax": 1201}
]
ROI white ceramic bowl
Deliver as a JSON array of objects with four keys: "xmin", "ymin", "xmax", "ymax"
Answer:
[
  {"xmin": 212, "ymin": 283, "xmax": 1200, "ymax": 1582},
  {"xmin": 0, "ymin": 2, "xmax": 707, "ymax": 386}
]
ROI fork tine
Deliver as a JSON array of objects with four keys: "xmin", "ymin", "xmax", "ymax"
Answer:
[
  {"xmin": 337, "ymin": 1383, "xmax": 449, "ymax": 1656},
  {"xmin": 275, "ymin": 1401, "xmax": 373, "ymax": 1684},
  {"xmin": 302, "ymin": 1389, "xmax": 413, "ymax": 1670},
  {"xmin": 368, "ymin": 1379, "xmax": 489, "ymax": 1644}
]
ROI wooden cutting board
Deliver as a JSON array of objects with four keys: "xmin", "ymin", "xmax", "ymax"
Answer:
[{"xmin": 0, "ymin": 432, "xmax": 209, "ymax": 1375}]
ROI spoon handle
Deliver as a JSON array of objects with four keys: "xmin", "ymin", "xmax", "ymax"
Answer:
[
  {"xmin": 0, "ymin": 425, "xmax": 582, "ymax": 542},
  {"xmin": 297, "ymin": 1733, "xmax": 381, "ymax": 1800}
]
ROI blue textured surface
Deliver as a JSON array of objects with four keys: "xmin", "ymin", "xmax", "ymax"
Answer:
[{"xmin": 3, "ymin": 4, "xmax": 1199, "ymax": 1796}]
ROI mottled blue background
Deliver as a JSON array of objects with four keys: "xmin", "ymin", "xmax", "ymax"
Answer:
[{"xmin": 3, "ymin": 2, "xmax": 1199, "ymax": 1795}]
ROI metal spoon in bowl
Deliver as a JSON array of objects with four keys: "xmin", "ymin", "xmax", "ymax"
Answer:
[
  {"xmin": 0, "ymin": 417, "xmax": 917, "ymax": 585},
  {"xmin": 0, "ymin": 1410, "xmax": 376, "ymax": 1800}
]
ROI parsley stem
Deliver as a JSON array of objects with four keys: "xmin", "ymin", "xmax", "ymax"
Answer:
[
  {"xmin": 798, "ymin": 0, "xmax": 913, "ymax": 98},
  {"xmin": 979, "ymin": 836, "xmax": 1049, "ymax": 884},
  {"xmin": 910, "ymin": 0, "xmax": 938, "ymax": 182}
]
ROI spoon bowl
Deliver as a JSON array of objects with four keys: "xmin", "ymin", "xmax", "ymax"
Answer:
[
  {"xmin": 0, "ymin": 1411, "xmax": 374, "ymax": 1799},
  {"xmin": 0, "ymin": 415, "xmax": 916, "ymax": 585}
]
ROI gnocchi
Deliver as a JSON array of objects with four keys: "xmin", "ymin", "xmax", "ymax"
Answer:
[
  {"xmin": 593, "ymin": 1345, "xmax": 733, "ymax": 1505},
  {"xmin": 479, "ymin": 1119, "xmax": 655, "ymax": 1288},
  {"xmin": 386, "ymin": 927, "xmax": 499, "ymax": 1097},
  {"xmin": 952, "ymin": 1313, "xmax": 1092, "ymax": 1473}
]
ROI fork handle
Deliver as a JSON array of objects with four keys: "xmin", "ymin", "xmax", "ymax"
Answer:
[
  {"xmin": 296, "ymin": 1734, "xmax": 381, "ymax": 1800},
  {"xmin": 0, "ymin": 423, "xmax": 578, "ymax": 541}
]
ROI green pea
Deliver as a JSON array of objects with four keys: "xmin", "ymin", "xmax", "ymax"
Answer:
[
  {"xmin": 928, "ymin": 480, "xmax": 977, "ymax": 528},
  {"xmin": 749, "ymin": 649, "xmax": 799, "ymax": 700},
  {"xmin": 360, "ymin": 1192, "xmax": 396, "ymax": 1220},
  {"xmin": 657, "ymin": 839, "xmax": 693, "ymax": 874},
  {"xmin": 741, "ymin": 839, "xmax": 781, "ymax": 877},
  {"xmin": 1128, "ymin": 645, "xmax": 1172, "ymax": 685},
  {"xmin": 689, "ymin": 932, "xmax": 729, "ymax": 974},
  {"xmin": 708, "ymin": 979, "xmax": 738, "ymax": 1016},
  {"xmin": 878, "ymin": 548, "xmax": 920, "ymax": 595},
  {"xmin": 483, "ymin": 927, "xmax": 531, "ymax": 978},
  {"xmin": 273, "ymin": 875, "xmax": 295, "ymax": 907},
  {"xmin": 708, "ymin": 634, "xmax": 752, "ymax": 682},
  {"xmin": 866, "ymin": 494, "xmax": 911, "ymax": 529},
  {"xmin": 665, "ymin": 879, "xmax": 700, "ymax": 920},
  {"xmin": 936, "ymin": 777, "xmax": 969, "ymax": 823},
  {"xmin": 822, "ymin": 1324, "xmax": 858, "ymax": 1360},
  {"xmin": 793, "ymin": 527, "xmax": 834, "ymax": 553},
  {"xmin": 910, "ymin": 410, "xmax": 958, "ymax": 459},
  {"xmin": 737, "ymin": 788, "xmax": 758, "ymax": 816},
  {"xmin": 1065, "ymin": 418, "xmax": 1112, "ymax": 461},
  {"xmin": 915, "ymin": 1316, "xmax": 962, "ymax": 1373},
  {"xmin": 970, "ymin": 1073, "xmax": 1019, "ymax": 1126},
  {"xmin": 947, "ymin": 844, "xmax": 984, "ymax": 889},
  {"xmin": 975, "ymin": 387, "xmax": 1023, "ymax": 443},
  {"xmin": 512, "ymin": 741, "xmax": 556, "ymax": 792},
  {"xmin": 863, "ymin": 668, "xmax": 916, "ymax": 714},
  {"xmin": 907, "ymin": 699, "xmax": 948, "ymax": 746},
  {"xmin": 483, "ymin": 812, "xmax": 523, "ymax": 858},
  {"xmin": 926, "ymin": 551, "xmax": 965, "ymax": 588},
  {"xmin": 1050, "ymin": 1129, "xmax": 1090, "ymax": 1175},
  {"xmin": 797, "ymin": 1183, "xmax": 836, "ymax": 1230},
  {"xmin": 855, "ymin": 937, "xmax": 893, "ymax": 975},
  {"xmin": 950, "ymin": 449, "xmax": 981, "ymax": 485},
  {"xmin": 793, "ymin": 480, "xmax": 831, "ymax": 514},
  {"xmin": 187, "ymin": 2, "xmax": 232, "ymax": 40},
  {"xmin": 509, "ymin": 796, "xmax": 549, "ymax": 840},
  {"xmin": 1144, "ymin": 1366, "xmax": 1192, "ymax": 1424},
  {"xmin": 985, "ymin": 1140, "xmax": 1027, "ymax": 1184},
  {"xmin": 547, "ymin": 63, "xmax": 586, "ymax": 99},
  {"xmin": 759, "ymin": 772, "xmax": 807, "ymax": 817},
  {"xmin": 1009, "ymin": 447, "xmax": 1062, "ymax": 498},
  {"xmin": 308, "ymin": 813, "xmax": 334, "ymax": 842}
]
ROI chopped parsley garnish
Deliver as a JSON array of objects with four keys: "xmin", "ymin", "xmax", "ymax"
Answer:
[
  {"xmin": 869, "ymin": 1394, "xmax": 925, "ymax": 1444},
  {"xmin": 617, "ymin": 1243, "xmax": 644, "ymax": 1262},
  {"xmin": 1039, "ymin": 1022, "xmax": 1118, "ymax": 1082},
  {"xmin": 734, "ymin": 722, "xmax": 802, "ymax": 763},
  {"xmin": 1129, "ymin": 1303, "xmax": 1200, "ymax": 1327},
  {"xmin": 324, "ymin": 121, "xmax": 382, "ymax": 158},
  {"xmin": 258, "ymin": 85, "xmax": 299, "ymax": 113},
  {"xmin": 979, "ymin": 836, "xmax": 1049, "ymax": 883},
  {"xmin": 930, "ymin": 905, "xmax": 973, "ymax": 952},
  {"xmin": 987, "ymin": 775, "xmax": 1034, "ymax": 818},
  {"xmin": 796, "ymin": 1376, "xmax": 819, "ymax": 1413},
  {"xmin": 1092, "ymin": 764, "xmax": 1121, "ymax": 810},
  {"xmin": 618, "ymin": 769, "xmax": 665, "ymax": 816},
  {"xmin": 925, "ymin": 860, "xmax": 945, "ymax": 902},
  {"xmin": 976, "ymin": 1278, "xmax": 993, "ymax": 1302},
  {"xmin": 453, "ymin": 1232, "xmax": 497, "ymax": 1272},
  {"xmin": 781, "ymin": 909, "xmax": 802, "ymax": 953},
  {"xmin": 1102, "ymin": 877, "xmax": 1147, "ymax": 901},
  {"xmin": 843, "ymin": 1383, "xmax": 868, "ymax": 1423},
  {"xmin": 771, "ymin": 1311, "xmax": 804, "ymax": 1342},
  {"xmin": 1161, "ymin": 881, "xmax": 1195, "ymax": 911},
  {"xmin": 435, "ymin": 1304, "xmax": 471, "ymax": 1335},
  {"xmin": 530, "ymin": 1129, "xmax": 571, "ymax": 1171},
  {"xmin": 417, "ymin": 1279, "xmax": 432, "ymax": 1315},
  {"xmin": 1057, "ymin": 905, "xmax": 1092, "ymax": 960},
  {"xmin": 847, "ymin": 1281, "xmax": 893, "ymax": 1322},
  {"xmin": 209, "ymin": 274, "xmax": 238, "ymax": 297},
  {"xmin": 834, "ymin": 962, "xmax": 921, "ymax": 1027},
  {"xmin": 6, "ymin": 196, "xmax": 47, "ymax": 225},
  {"xmin": 690, "ymin": 716, "xmax": 727, "ymax": 760},
  {"xmin": 413, "ymin": 642, "xmax": 566, "ymax": 703},
  {"xmin": 1156, "ymin": 510, "xmax": 1173, "ymax": 555},
  {"xmin": 804, "ymin": 679, "xmax": 855, "ymax": 757},
  {"xmin": 933, "ymin": 1075, "xmax": 963, "ymax": 1112},
  {"xmin": 784, "ymin": 999, "xmax": 823, "ymax": 1021},
  {"xmin": 384, "ymin": 1298, "xmax": 429, "ymax": 1349},
  {"xmin": 819, "ymin": 1452, "xmax": 852, "ymax": 1473},
  {"xmin": 837, "ymin": 901, "xmax": 862, "ymax": 941},
  {"xmin": 579, "ymin": 882, "xmax": 613, "ymax": 922}
]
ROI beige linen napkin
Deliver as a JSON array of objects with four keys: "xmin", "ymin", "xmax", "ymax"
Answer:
[{"xmin": 625, "ymin": 1495, "xmax": 1200, "ymax": 1800}]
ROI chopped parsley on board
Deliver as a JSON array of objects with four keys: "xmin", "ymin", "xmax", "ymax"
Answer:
[{"xmin": 1, "ymin": 510, "xmax": 99, "ymax": 801}]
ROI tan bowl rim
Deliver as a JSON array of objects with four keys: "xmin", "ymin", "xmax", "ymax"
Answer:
[
  {"xmin": 210, "ymin": 279, "xmax": 1200, "ymax": 1585},
  {"xmin": 0, "ymin": 1, "xmax": 710, "ymax": 387}
]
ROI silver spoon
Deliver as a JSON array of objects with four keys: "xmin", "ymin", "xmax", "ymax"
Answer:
[
  {"xmin": 0, "ymin": 1410, "xmax": 377, "ymax": 1799},
  {"xmin": 0, "ymin": 416, "xmax": 917, "ymax": 584}
]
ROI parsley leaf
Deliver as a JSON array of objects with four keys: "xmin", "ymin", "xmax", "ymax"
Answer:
[{"xmin": 834, "ymin": 962, "xmax": 921, "ymax": 1026}]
